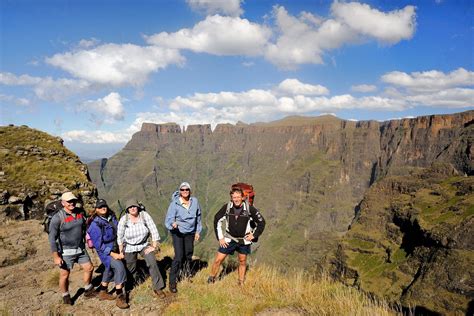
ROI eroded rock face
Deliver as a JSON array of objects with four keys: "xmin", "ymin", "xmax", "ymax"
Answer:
[
  {"xmin": 87, "ymin": 111, "xmax": 473, "ymax": 314},
  {"xmin": 0, "ymin": 125, "xmax": 98, "ymax": 222},
  {"xmin": 330, "ymin": 164, "xmax": 473, "ymax": 314}
]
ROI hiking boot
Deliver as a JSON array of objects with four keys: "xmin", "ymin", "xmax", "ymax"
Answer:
[
  {"xmin": 169, "ymin": 283, "xmax": 177, "ymax": 293},
  {"xmin": 154, "ymin": 289, "xmax": 166, "ymax": 299},
  {"xmin": 98, "ymin": 290, "xmax": 115, "ymax": 301},
  {"xmin": 83, "ymin": 286, "xmax": 97, "ymax": 298},
  {"xmin": 62, "ymin": 294, "xmax": 73, "ymax": 305},
  {"xmin": 116, "ymin": 293, "xmax": 129, "ymax": 309},
  {"xmin": 207, "ymin": 276, "xmax": 215, "ymax": 284}
]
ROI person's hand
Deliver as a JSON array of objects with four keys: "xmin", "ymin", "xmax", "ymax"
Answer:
[
  {"xmin": 172, "ymin": 222, "xmax": 178, "ymax": 229},
  {"xmin": 219, "ymin": 239, "xmax": 228, "ymax": 248},
  {"xmin": 244, "ymin": 232, "xmax": 254, "ymax": 241},
  {"xmin": 144, "ymin": 245, "xmax": 155, "ymax": 255},
  {"xmin": 53, "ymin": 255, "xmax": 63, "ymax": 266},
  {"xmin": 195, "ymin": 233, "xmax": 200, "ymax": 241}
]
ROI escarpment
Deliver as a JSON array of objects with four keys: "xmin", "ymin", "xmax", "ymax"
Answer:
[{"xmin": 87, "ymin": 110, "xmax": 473, "ymax": 314}]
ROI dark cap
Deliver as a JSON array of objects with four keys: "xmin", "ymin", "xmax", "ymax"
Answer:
[{"xmin": 95, "ymin": 199, "xmax": 108, "ymax": 208}]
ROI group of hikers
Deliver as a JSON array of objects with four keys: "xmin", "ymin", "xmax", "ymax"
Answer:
[{"xmin": 47, "ymin": 182, "xmax": 266, "ymax": 308}]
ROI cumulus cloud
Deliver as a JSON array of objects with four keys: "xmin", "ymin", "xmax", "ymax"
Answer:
[
  {"xmin": 78, "ymin": 92, "xmax": 125, "ymax": 125},
  {"xmin": 331, "ymin": 2, "xmax": 416, "ymax": 44},
  {"xmin": 46, "ymin": 43, "xmax": 184, "ymax": 86},
  {"xmin": 0, "ymin": 93, "xmax": 31, "ymax": 106},
  {"xmin": 264, "ymin": 3, "xmax": 416, "ymax": 69},
  {"xmin": 277, "ymin": 78, "xmax": 329, "ymax": 96},
  {"xmin": 0, "ymin": 72, "xmax": 94, "ymax": 101},
  {"xmin": 76, "ymin": 38, "xmax": 100, "ymax": 49},
  {"xmin": 145, "ymin": 15, "xmax": 271, "ymax": 56},
  {"xmin": 0, "ymin": 72, "xmax": 42, "ymax": 85},
  {"xmin": 381, "ymin": 68, "xmax": 474, "ymax": 92},
  {"xmin": 62, "ymin": 130, "xmax": 131, "ymax": 144},
  {"xmin": 405, "ymin": 88, "xmax": 474, "ymax": 108},
  {"xmin": 351, "ymin": 84, "xmax": 377, "ymax": 93},
  {"xmin": 187, "ymin": 0, "xmax": 243, "ymax": 17}
]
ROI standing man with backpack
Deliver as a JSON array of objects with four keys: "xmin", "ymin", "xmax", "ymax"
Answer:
[
  {"xmin": 208, "ymin": 186, "xmax": 265, "ymax": 285},
  {"xmin": 48, "ymin": 192, "xmax": 96, "ymax": 305}
]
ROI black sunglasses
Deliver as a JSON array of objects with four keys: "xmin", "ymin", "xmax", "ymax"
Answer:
[{"xmin": 180, "ymin": 188, "xmax": 190, "ymax": 191}]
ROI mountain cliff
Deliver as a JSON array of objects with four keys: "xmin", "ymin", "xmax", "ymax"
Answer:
[{"xmin": 88, "ymin": 111, "xmax": 472, "ymax": 270}]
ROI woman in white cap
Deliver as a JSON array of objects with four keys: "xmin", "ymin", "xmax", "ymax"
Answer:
[
  {"xmin": 165, "ymin": 182, "xmax": 202, "ymax": 293},
  {"xmin": 117, "ymin": 199, "xmax": 166, "ymax": 298}
]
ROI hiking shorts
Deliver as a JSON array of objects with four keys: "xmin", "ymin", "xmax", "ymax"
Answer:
[
  {"xmin": 60, "ymin": 250, "xmax": 91, "ymax": 270},
  {"xmin": 218, "ymin": 240, "xmax": 251, "ymax": 255}
]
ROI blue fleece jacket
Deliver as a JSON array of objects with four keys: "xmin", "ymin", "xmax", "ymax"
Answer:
[
  {"xmin": 87, "ymin": 215, "xmax": 118, "ymax": 268},
  {"xmin": 165, "ymin": 191, "xmax": 202, "ymax": 234}
]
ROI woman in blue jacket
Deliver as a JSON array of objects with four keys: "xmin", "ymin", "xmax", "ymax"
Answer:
[
  {"xmin": 87, "ymin": 199, "xmax": 129, "ymax": 309},
  {"xmin": 165, "ymin": 182, "xmax": 202, "ymax": 293}
]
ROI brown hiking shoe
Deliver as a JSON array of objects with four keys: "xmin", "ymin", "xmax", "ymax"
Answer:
[
  {"xmin": 169, "ymin": 283, "xmax": 177, "ymax": 293},
  {"xmin": 154, "ymin": 289, "xmax": 166, "ymax": 299},
  {"xmin": 98, "ymin": 290, "xmax": 115, "ymax": 301},
  {"xmin": 83, "ymin": 286, "xmax": 97, "ymax": 298},
  {"xmin": 62, "ymin": 294, "xmax": 73, "ymax": 305},
  {"xmin": 116, "ymin": 293, "xmax": 129, "ymax": 309}
]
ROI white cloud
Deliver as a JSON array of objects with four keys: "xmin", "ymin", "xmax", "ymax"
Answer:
[
  {"xmin": 277, "ymin": 78, "xmax": 329, "ymax": 96},
  {"xmin": 145, "ymin": 15, "xmax": 271, "ymax": 56},
  {"xmin": 331, "ymin": 2, "xmax": 416, "ymax": 44},
  {"xmin": 264, "ymin": 3, "xmax": 416, "ymax": 69},
  {"xmin": 187, "ymin": 0, "xmax": 243, "ymax": 17},
  {"xmin": 78, "ymin": 92, "xmax": 125, "ymax": 124},
  {"xmin": 46, "ymin": 43, "xmax": 184, "ymax": 86},
  {"xmin": 381, "ymin": 68, "xmax": 474, "ymax": 92},
  {"xmin": 0, "ymin": 94, "xmax": 31, "ymax": 106},
  {"xmin": 62, "ymin": 130, "xmax": 131, "ymax": 144},
  {"xmin": 0, "ymin": 72, "xmax": 42, "ymax": 85},
  {"xmin": 77, "ymin": 38, "xmax": 100, "ymax": 49},
  {"xmin": 405, "ymin": 88, "xmax": 474, "ymax": 108},
  {"xmin": 351, "ymin": 84, "xmax": 377, "ymax": 93},
  {"xmin": 0, "ymin": 72, "xmax": 94, "ymax": 101},
  {"xmin": 34, "ymin": 78, "xmax": 94, "ymax": 101}
]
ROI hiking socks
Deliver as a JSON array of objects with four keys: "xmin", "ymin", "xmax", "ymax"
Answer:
[
  {"xmin": 62, "ymin": 292, "xmax": 70, "ymax": 297},
  {"xmin": 84, "ymin": 284, "xmax": 93, "ymax": 291}
]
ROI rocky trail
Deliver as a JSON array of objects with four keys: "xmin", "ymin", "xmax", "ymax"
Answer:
[{"xmin": 0, "ymin": 220, "xmax": 174, "ymax": 315}]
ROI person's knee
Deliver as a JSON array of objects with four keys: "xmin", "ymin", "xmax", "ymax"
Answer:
[
  {"xmin": 82, "ymin": 262, "xmax": 94, "ymax": 273},
  {"xmin": 59, "ymin": 269, "xmax": 70, "ymax": 279}
]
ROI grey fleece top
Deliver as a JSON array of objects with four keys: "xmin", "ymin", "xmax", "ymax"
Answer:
[{"xmin": 48, "ymin": 208, "xmax": 86, "ymax": 253}]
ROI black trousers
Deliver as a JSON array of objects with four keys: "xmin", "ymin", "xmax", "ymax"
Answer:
[{"xmin": 169, "ymin": 231, "xmax": 195, "ymax": 285}]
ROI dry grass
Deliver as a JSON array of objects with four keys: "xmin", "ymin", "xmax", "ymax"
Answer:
[{"xmin": 130, "ymin": 251, "xmax": 395, "ymax": 316}]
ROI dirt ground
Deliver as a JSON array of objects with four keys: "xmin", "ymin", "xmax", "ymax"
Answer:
[{"xmin": 0, "ymin": 220, "xmax": 174, "ymax": 315}]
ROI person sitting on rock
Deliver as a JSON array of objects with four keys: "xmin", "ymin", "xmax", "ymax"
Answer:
[
  {"xmin": 87, "ymin": 199, "xmax": 129, "ymax": 309},
  {"xmin": 48, "ymin": 191, "xmax": 96, "ymax": 305},
  {"xmin": 117, "ymin": 199, "xmax": 166, "ymax": 298}
]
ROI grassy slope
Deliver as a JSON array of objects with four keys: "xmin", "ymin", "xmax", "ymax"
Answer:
[
  {"xmin": 132, "ymin": 244, "xmax": 395, "ymax": 316},
  {"xmin": 0, "ymin": 125, "xmax": 89, "ymax": 193}
]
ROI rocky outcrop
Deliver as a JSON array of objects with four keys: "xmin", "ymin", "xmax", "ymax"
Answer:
[
  {"xmin": 0, "ymin": 125, "xmax": 97, "ymax": 222},
  {"xmin": 329, "ymin": 164, "xmax": 473, "ymax": 314}
]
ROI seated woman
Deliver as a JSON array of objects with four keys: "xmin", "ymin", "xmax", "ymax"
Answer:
[
  {"xmin": 117, "ymin": 199, "xmax": 166, "ymax": 298},
  {"xmin": 87, "ymin": 199, "xmax": 129, "ymax": 309}
]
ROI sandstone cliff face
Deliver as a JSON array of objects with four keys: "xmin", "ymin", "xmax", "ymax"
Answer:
[
  {"xmin": 0, "ymin": 125, "xmax": 97, "ymax": 222},
  {"xmin": 88, "ymin": 110, "xmax": 473, "ymax": 275},
  {"xmin": 331, "ymin": 164, "xmax": 473, "ymax": 314}
]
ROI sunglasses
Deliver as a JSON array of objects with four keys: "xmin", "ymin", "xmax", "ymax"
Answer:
[
  {"xmin": 180, "ymin": 188, "xmax": 190, "ymax": 192},
  {"xmin": 66, "ymin": 200, "xmax": 77, "ymax": 205}
]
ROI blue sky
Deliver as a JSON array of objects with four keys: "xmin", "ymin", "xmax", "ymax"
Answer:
[{"xmin": 1, "ymin": 0, "xmax": 473, "ymax": 159}]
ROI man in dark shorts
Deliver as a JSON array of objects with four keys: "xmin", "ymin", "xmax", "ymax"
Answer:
[
  {"xmin": 48, "ymin": 192, "xmax": 96, "ymax": 305},
  {"xmin": 208, "ymin": 187, "xmax": 265, "ymax": 285}
]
